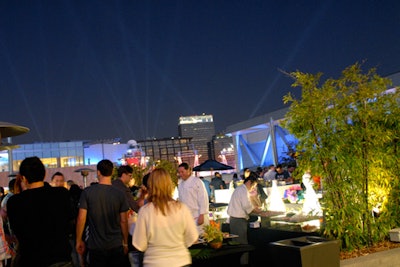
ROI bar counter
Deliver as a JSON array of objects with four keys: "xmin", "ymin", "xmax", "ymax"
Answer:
[
  {"xmin": 220, "ymin": 221, "xmax": 320, "ymax": 266},
  {"xmin": 190, "ymin": 242, "xmax": 255, "ymax": 267}
]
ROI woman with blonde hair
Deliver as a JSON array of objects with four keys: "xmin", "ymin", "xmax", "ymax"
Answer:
[{"xmin": 132, "ymin": 168, "xmax": 198, "ymax": 267}]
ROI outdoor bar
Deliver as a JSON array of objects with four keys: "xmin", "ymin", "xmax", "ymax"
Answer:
[{"xmin": 205, "ymin": 173, "xmax": 326, "ymax": 265}]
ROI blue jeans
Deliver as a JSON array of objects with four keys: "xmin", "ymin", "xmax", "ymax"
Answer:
[{"xmin": 128, "ymin": 251, "xmax": 143, "ymax": 267}]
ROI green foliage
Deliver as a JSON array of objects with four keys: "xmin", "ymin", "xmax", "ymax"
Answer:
[
  {"xmin": 283, "ymin": 62, "xmax": 400, "ymax": 251},
  {"xmin": 127, "ymin": 159, "xmax": 178, "ymax": 187},
  {"xmin": 154, "ymin": 160, "xmax": 179, "ymax": 186},
  {"xmin": 111, "ymin": 166, "xmax": 118, "ymax": 181},
  {"xmin": 130, "ymin": 164, "xmax": 151, "ymax": 186},
  {"xmin": 190, "ymin": 248, "xmax": 212, "ymax": 259}
]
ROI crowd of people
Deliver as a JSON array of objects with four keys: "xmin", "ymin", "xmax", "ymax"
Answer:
[{"xmin": 0, "ymin": 157, "xmax": 298, "ymax": 267}]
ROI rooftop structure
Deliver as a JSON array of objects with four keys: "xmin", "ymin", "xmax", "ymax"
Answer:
[{"xmin": 178, "ymin": 114, "xmax": 215, "ymax": 163}]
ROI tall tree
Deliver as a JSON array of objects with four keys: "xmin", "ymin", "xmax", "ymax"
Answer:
[{"xmin": 283, "ymin": 63, "xmax": 400, "ymax": 250}]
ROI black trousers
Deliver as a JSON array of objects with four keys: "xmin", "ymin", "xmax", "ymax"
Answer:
[
  {"xmin": 89, "ymin": 246, "xmax": 129, "ymax": 267},
  {"xmin": 229, "ymin": 217, "xmax": 249, "ymax": 265}
]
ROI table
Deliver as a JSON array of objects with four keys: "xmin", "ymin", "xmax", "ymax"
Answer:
[
  {"xmin": 264, "ymin": 183, "xmax": 295, "ymax": 198},
  {"xmin": 190, "ymin": 243, "xmax": 255, "ymax": 267},
  {"xmin": 221, "ymin": 222, "xmax": 320, "ymax": 265}
]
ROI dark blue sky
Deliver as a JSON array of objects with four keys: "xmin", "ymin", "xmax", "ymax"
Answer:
[{"xmin": 1, "ymin": 0, "xmax": 399, "ymax": 144}]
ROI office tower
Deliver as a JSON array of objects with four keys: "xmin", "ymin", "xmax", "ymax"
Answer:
[
  {"xmin": 136, "ymin": 137, "xmax": 195, "ymax": 166},
  {"xmin": 178, "ymin": 114, "xmax": 215, "ymax": 164}
]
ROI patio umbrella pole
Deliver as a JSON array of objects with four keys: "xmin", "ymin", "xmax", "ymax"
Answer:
[{"xmin": 7, "ymin": 137, "xmax": 13, "ymax": 174}]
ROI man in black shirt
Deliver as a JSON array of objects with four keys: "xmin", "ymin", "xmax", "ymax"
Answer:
[{"xmin": 8, "ymin": 157, "xmax": 73, "ymax": 267}]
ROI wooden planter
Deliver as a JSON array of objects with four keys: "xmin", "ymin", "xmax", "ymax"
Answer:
[{"xmin": 209, "ymin": 241, "xmax": 223, "ymax": 249}]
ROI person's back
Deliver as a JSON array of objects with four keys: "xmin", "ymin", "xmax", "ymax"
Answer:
[
  {"xmin": 68, "ymin": 183, "xmax": 83, "ymax": 267},
  {"xmin": 134, "ymin": 201, "xmax": 196, "ymax": 266},
  {"xmin": 263, "ymin": 165, "xmax": 276, "ymax": 181},
  {"xmin": 7, "ymin": 157, "xmax": 73, "ymax": 267},
  {"xmin": 210, "ymin": 178, "xmax": 224, "ymax": 190},
  {"xmin": 80, "ymin": 184, "xmax": 127, "ymax": 249},
  {"xmin": 132, "ymin": 168, "xmax": 198, "ymax": 267},
  {"xmin": 75, "ymin": 159, "xmax": 129, "ymax": 267},
  {"xmin": 9, "ymin": 187, "xmax": 72, "ymax": 265},
  {"xmin": 69, "ymin": 184, "xmax": 82, "ymax": 219},
  {"xmin": 200, "ymin": 177, "xmax": 211, "ymax": 201},
  {"xmin": 210, "ymin": 173, "xmax": 226, "ymax": 190}
]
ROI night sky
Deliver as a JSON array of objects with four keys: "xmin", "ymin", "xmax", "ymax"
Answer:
[{"xmin": 1, "ymin": 0, "xmax": 399, "ymax": 144}]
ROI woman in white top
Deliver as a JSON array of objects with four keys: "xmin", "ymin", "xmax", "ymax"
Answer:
[{"xmin": 132, "ymin": 168, "xmax": 198, "ymax": 267}]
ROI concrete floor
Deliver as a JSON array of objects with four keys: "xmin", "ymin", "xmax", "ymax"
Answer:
[{"xmin": 340, "ymin": 247, "xmax": 400, "ymax": 267}]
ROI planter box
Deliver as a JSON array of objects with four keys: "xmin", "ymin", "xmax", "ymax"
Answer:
[
  {"xmin": 389, "ymin": 228, "xmax": 400, "ymax": 242},
  {"xmin": 269, "ymin": 236, "xmax": 340, "ymax": 267}
]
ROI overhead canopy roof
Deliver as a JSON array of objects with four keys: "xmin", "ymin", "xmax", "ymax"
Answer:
[{"xmin": 0, "ymin": 122, "xmax": 29, "ymax": 139}]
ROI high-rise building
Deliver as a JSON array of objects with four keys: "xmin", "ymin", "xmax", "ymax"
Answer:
[
  {"xmin": 178, "ymin": 114, "xmax": 215, "ymax": 164},
  {"xmin": 136, "ymin": 137, "xmax": 195, "ymax": 167}
]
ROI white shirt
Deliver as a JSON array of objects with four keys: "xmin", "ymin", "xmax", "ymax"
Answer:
[
  {"xmin": 132, "ymin": 201, "xmax": 198, "ymax": 267},
  {"xmin": 177, "ymin": 175, "xmax": 209, "ymax": 219},
  {"xmin": 227, "ymin": 184, "xmax": 254, "ymax": 219},
  {"xmin": 263, "ymin": 170, "xmax": 276, "ymax": 181}
]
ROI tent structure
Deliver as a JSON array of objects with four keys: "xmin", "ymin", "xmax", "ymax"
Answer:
[
  {"xmin": 226, "ymin": 109, "xmax": 298, "ymax": 170},
  {"xmin": 193, "ymin": 159, "xmax": 234, "ymax": 172}
]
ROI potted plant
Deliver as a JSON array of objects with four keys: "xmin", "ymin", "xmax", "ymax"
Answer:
[{"xmin": 202, "ymin": 220, "xmax": 224, "ymax": 249}]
